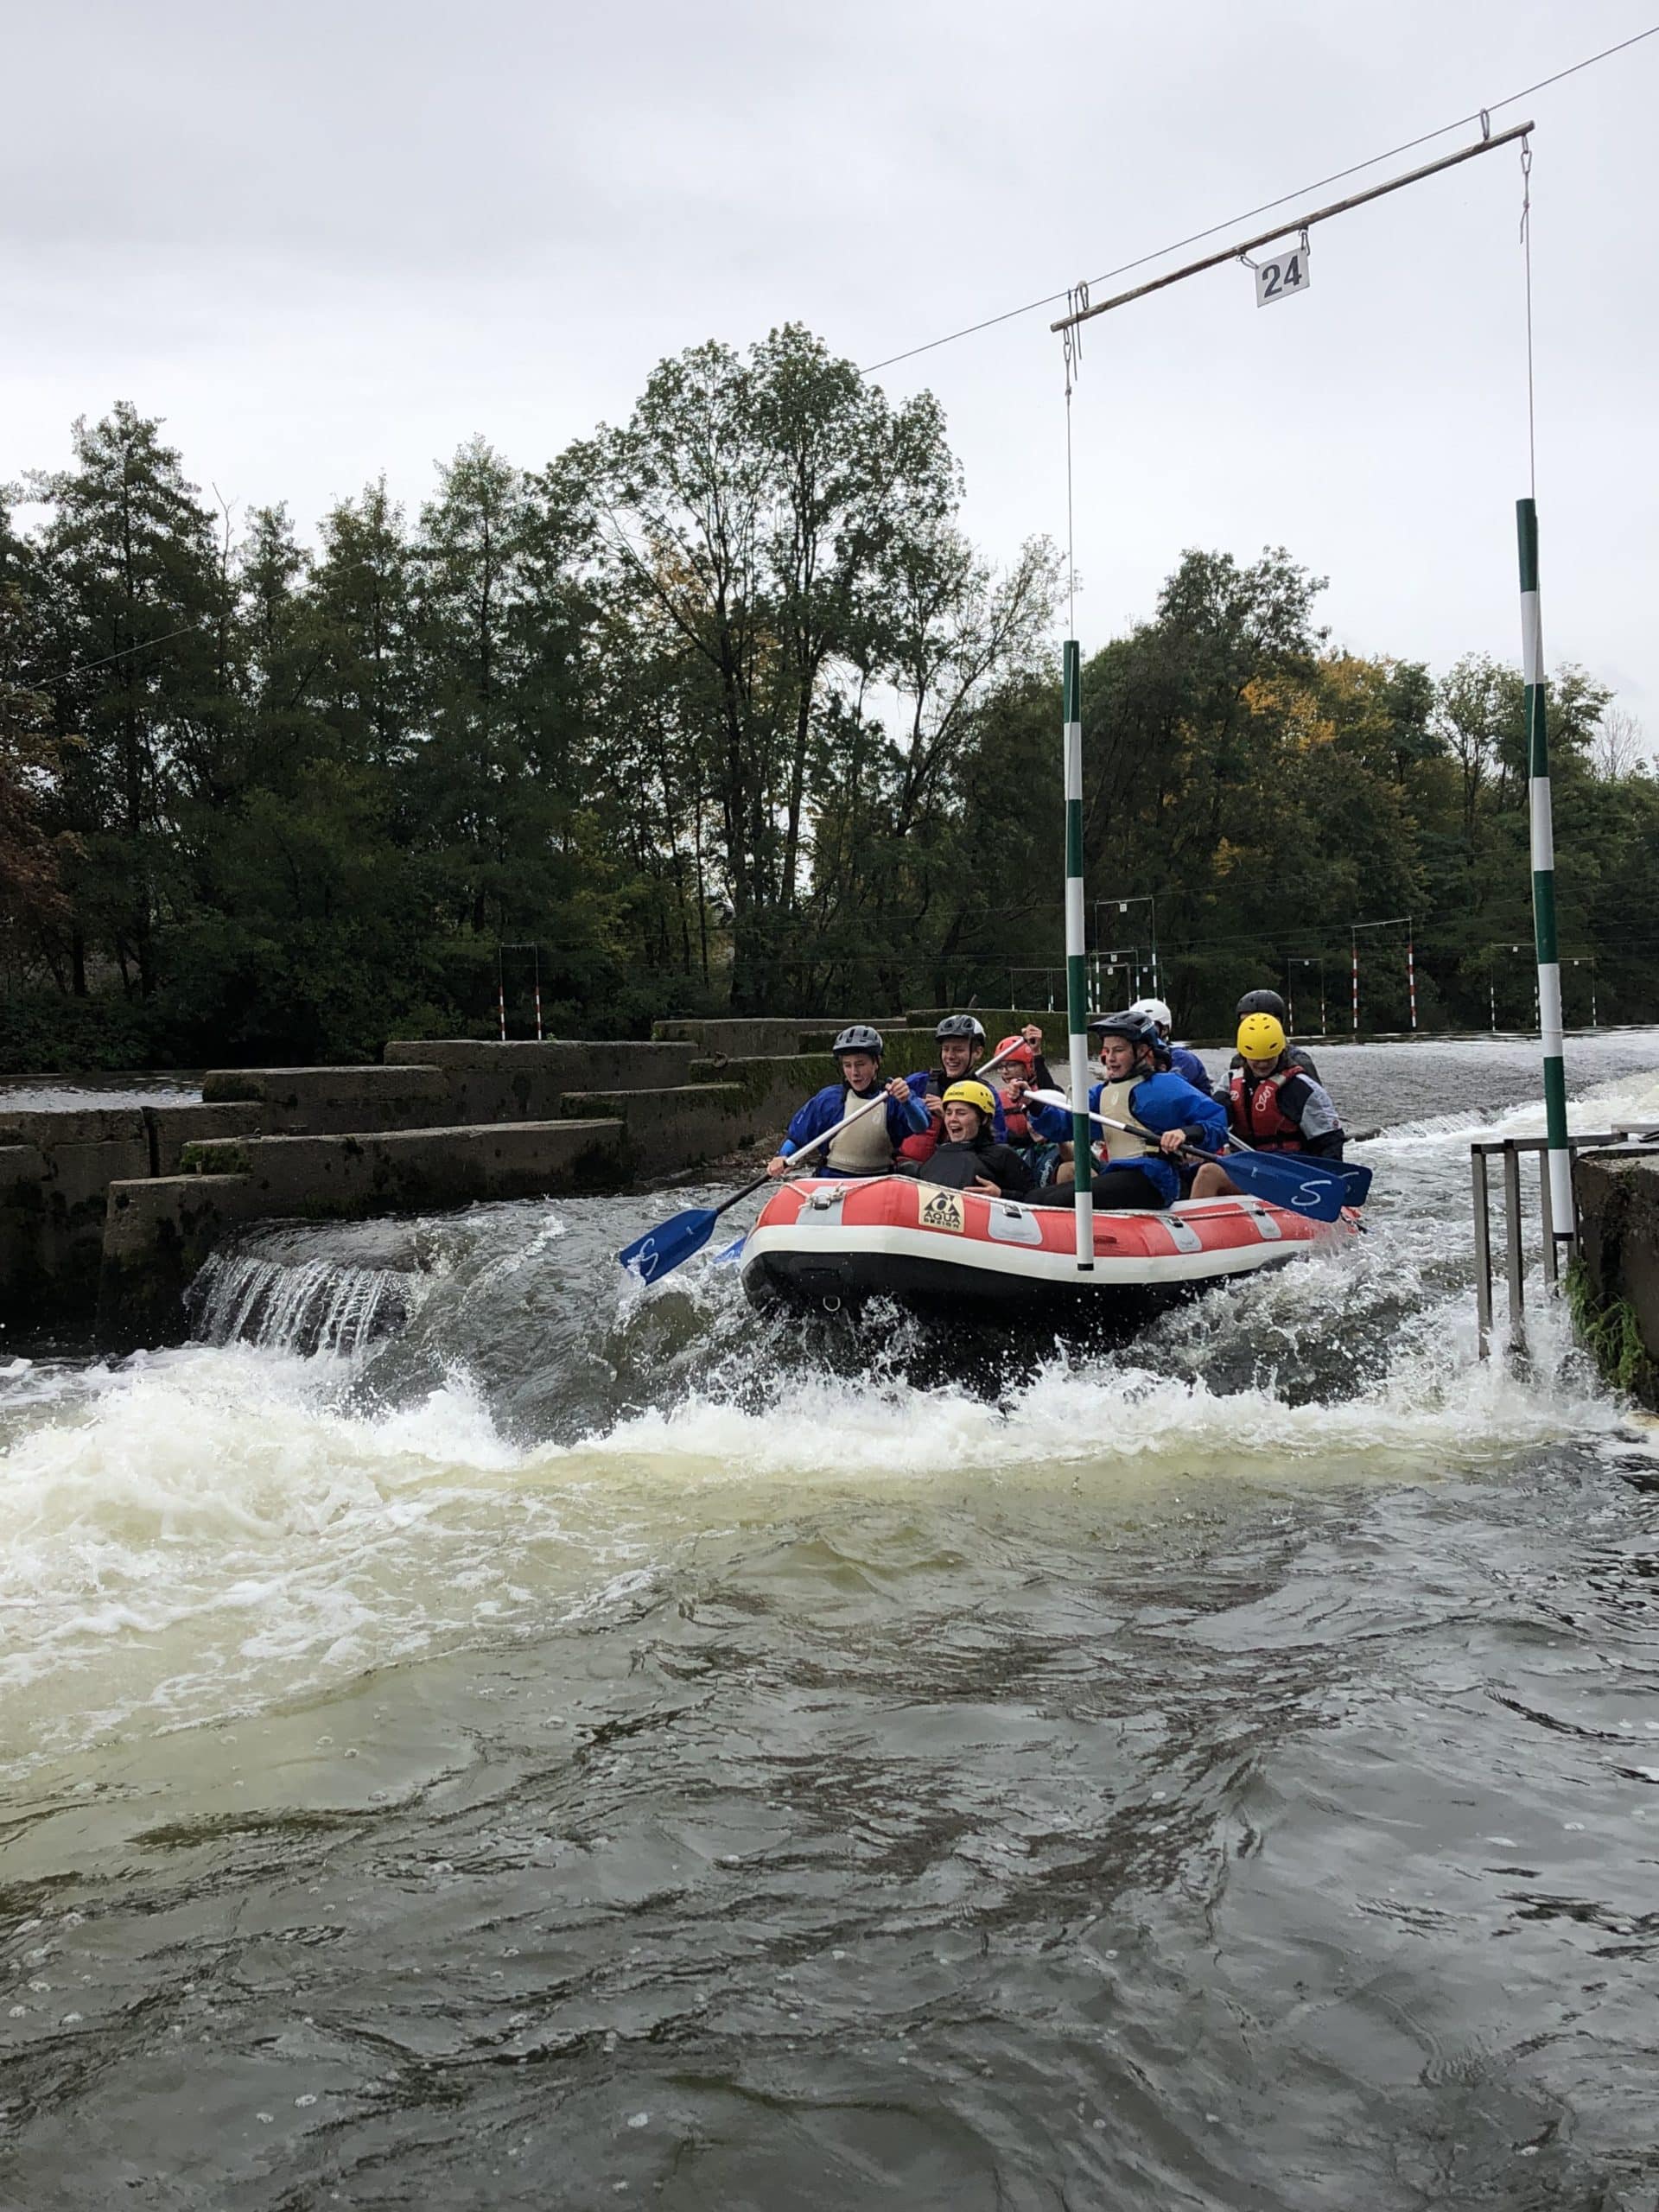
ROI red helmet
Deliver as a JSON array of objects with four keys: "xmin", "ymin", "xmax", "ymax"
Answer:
[{"xmin": 995, "ymin": 1033, "xmax": 1035, "ymax": 1069}]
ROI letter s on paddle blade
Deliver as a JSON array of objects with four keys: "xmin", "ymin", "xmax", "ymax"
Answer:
[{"xmin": 621, "ymin": 1236, "xmax": 660, "ymax": 1281}]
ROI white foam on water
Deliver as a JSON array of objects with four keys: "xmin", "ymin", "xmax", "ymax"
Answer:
[
  {"xmin": 1, "ymin": 1285, "xmax": 1584, "ymax": 1770},
  {"xmin": 583, "ymin": 1306, "xmax": 1613, "ymax": 1488},
  {"xmin": 1372, "ymin": 1066, "xmax": 1659, "ymax": 1151},
  {"xmin": 0, "ymin": 1345, "xmax": 588, "ymax": 1763}
]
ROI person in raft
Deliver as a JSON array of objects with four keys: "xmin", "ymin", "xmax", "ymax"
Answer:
[
  {"xmin": 1190, "ymin": 1012, "xmax": 1344, "ymax": 1198},
  {"xmin": 988, "ymin": 1033, "xmax": 1068, "ymax": 1186},
  {"xmin": 906, "ymin": 1014, "xmax": 1008, "ymax": 1139},
  {"xmin": 1030, "ymin": 1009, "xmax": 1227, "ymax": 1211},
  {"xmin": 1230, "ymin": 988, "xmax": 1321, "ymax": 1082},
  {"xmin": 893, "ymin": 1080, "xmax": 1034, "ymax": 1198},
  {"xmin": 1126, "ymin": 997, "xmax": 1211, "ymax": 1095},
  {"xmin": 766, "ymin": 1025, "xmax": 930, "ymax": 1180}
]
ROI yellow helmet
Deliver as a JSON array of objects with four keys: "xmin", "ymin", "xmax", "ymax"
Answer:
[
  {"xmin": 942, "ymin": 1079, "xmax": 997, "ymax": 1121},
  {"xmin": 1236, "ymin": 1012, "xmax": 1287, "ymax": 1061}
]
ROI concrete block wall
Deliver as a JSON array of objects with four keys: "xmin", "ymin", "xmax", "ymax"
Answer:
[
  {"xmin": 1573, "ymin": 1150, "xmax": 1659, "ymax": 1407},
  {"xmin": 0, "ymin": 1107, "xmax": 150, "ymax": 1315},
  {"xmin": 146, "ymin": 1103, "xmax": 264, "ymax": 1175},
  {"xmin": 176, "ymin": 1119, "xmax": 626, "ymax": 1215},
  {"xmin": 558, "ymin": 1077, "xmax": 801, "ymax": 1177},
  {"xmin": 382, "ymin": 1039, "xmax": 700, "ymax": 1123},
  {"xmin": 0, "ymin": 1143, "xmax": 46, "ymax": 1309},
  {"xmin": 202, "ymin": 1065, "xmax": 454, "ymax": 1135}
]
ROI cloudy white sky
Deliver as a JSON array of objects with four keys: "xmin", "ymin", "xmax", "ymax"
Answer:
[{"xmin": 6, "ymin": 1, "xmax": 1657, "ymax": 724}]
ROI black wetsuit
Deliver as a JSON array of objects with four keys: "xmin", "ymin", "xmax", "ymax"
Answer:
[{"xmin": 898, "ymin": 1133, "xmax": 1034, "ymax": 1198}]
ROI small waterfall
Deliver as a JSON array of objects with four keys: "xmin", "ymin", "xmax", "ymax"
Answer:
[{"xmin": 189, "ymin": 1249, "xmax": 411, "ymax": 1357}]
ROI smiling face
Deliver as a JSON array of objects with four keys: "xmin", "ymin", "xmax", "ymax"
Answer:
[
  {"xmin": 837, "ymin": 1052, "xmax": 879, "ymax": 1092},
  {"xmin": 938, "ymin": 1038, "xmax": 978, "ymax": 1080},
  {"xmin": 942, "ymin": 1099, "xmax": 983, "ymax": 1143},
  {"xmin": 1099, "ymin": 1037, "xmax": 1136, "ymax": 1081}
]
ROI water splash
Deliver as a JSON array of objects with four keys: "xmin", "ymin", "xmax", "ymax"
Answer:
[{"xmin": 189, "ymin": 1249, "xmax": 410, "ymax": 1357}]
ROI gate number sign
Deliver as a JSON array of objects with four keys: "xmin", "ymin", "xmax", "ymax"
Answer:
[{"xmin": 1255, "ymin": 244, "xmax": 1310, "ymax": 307}]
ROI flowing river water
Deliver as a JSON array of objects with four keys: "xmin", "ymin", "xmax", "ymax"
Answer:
[{"xmin": 5, "ymin": 1033, "xmax": 1659, "ymax": 2209}]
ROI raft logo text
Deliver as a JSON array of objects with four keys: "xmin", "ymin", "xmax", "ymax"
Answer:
[{"xmin": 918, "ymin": 1188, "xmax": 966, "ymax": 1233}]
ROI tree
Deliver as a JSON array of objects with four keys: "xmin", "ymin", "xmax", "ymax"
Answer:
[
  {"xmin": 24, "ymin": 404, "xmax": 227, "ymax": 995},
  {"xmin": 563, "ymin": 325, "xmax": 982, "ymax": 1008},
  {"xmin": 1593, "ymin": 705, "xmax": 1647, "ymax": 782},
  {"xmin": 0, "ymin": 583, "xmax": 77, "ymax": 973}
]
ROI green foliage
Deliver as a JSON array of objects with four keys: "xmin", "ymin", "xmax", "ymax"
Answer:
[
  {"xmin": 1565, "ymin": 1255, "xmax": 1656, "ymax": 1401},
  {"xmin": 0, "ymin": 360, "xmax": 1653, "ymax": 1068}
]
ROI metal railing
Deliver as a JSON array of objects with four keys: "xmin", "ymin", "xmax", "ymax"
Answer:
[{"xmin": 1472, "ymin": 1127, "xmax": 1659, "ymax": 1356}]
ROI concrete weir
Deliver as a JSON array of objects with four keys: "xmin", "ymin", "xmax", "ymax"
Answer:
[
  {"xmin": 98, "ymin": 1121, "xmax": 625, "ymax": 1348},
  {"xmin": 0, "ymin": 1033, "xmax": 845, "ymax": 1351},
  {"xmin": 1573, "ymin": 1148, "xmax": 1659, "ymax": 1408}
]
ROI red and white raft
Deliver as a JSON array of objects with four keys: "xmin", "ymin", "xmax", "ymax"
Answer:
[{"xmin": 741, "ymin": 1173, "xmax": 1353, "ymax": 1313}]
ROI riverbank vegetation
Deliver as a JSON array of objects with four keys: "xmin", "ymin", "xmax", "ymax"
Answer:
[{"xmin": 3, "ymin": 325, "xmax": 1654, "ymax": 1066}]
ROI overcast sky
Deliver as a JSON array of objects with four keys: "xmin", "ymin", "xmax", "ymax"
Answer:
[{"xmin": 6, "ymin": 0, "xmax": 1657, "ymax": 727}]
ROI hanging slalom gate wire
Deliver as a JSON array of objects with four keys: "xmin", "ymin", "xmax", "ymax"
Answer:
[{"xmin": 1520, "ymin": 134, "xmax": 1538, "ymax": 499}]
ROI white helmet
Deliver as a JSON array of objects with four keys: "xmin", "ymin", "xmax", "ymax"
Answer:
[{"xmin": 1128, "ymin": 996, "xmax": 1173, "ymax": 1033}]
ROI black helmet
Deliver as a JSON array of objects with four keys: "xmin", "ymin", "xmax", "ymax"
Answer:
[
  {"xmin": 935, "ymin": 1014, "xmax": 986, "ymax": 1043},
  {"xmin": 1089, "ymin": 1009, "xmax": 1160, "ymax": 1055},
  {"xmin": 832, "ymin": 1024, "xmax": 883, "ymax": 1059},
  {"xmin": 1236, "ymin": 988, "xmax": 1287, "ymax": 1023}
]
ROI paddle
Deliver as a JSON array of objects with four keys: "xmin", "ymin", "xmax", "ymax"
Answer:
[
  {"xmin": 619, "ymin": 1037, "xmax": 1028, "ymax": 1283},
  {"xmin": 1025, "ymin": 1089, "xmax": 1370, "ymax": 1224}
]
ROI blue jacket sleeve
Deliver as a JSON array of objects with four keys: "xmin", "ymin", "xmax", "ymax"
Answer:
[
  {"xmin": 1129, "ymin": 1071, "xmax": 1227, "ymax": 1151},
  {"xmin": 887, "ymin": 1090, "xmax": 931, "ymax": 1141},
  {"xmin": 1027, "ymin": 1097, "xmax": 1071, "ymax": 1141},
  {"xmin": 780, "ymin": 1084, "xmax": 842, "ymax": 1157},
  {"xmin": 1170, "ymin": 1045, "xmax": 1211, "ymax": 1096}
]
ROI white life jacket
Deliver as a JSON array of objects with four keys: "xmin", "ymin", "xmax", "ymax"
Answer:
[
  {"xmin": 1094, "ymin": 1077, "xmax": 1154, "ymax": 1162},
  {"xmin": 825, "ymin": 1090, "xmax": 896, "ymax": 1174}
]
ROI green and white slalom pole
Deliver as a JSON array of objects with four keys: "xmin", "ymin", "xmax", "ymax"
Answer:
[
  {"xmin": 1517, "ymin": 497, "xmax": 1573, "ymax": 1265},
  {"xmin": 1063, "ymin": 640, "xmax": 1095, "ymax": 1273}
]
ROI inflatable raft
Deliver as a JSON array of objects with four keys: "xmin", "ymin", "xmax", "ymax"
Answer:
[{"xmin": 741, "ymin": 1173, "xmax": 1351, "ymax": 1313}]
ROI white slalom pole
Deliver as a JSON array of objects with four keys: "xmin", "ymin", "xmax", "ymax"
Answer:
[
  {"xmin": 1063, "ymin": 641, "xmax": 1094, "ymax": 1273},
  {"xmin": 1518, "ymin": 497, "xmax": 1573, "ymax": 1257}
]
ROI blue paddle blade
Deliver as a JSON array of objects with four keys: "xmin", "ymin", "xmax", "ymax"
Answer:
[
  {"xmin": 1218, "ymin": 1148, "xmax": 1362, "ymax": 1224},
  {"xmin": 1334, "ymin": 1160, "xmax": 1374, "ymax": 1208},
  {"xmin": 618, "ymin": 1206, "xmax": 717, "ymax": 1282},
  {"xmin": 711, "ymin": 1236, "xmax": 747, "ymax": 1264}
]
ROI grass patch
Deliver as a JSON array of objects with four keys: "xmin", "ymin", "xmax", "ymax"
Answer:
[{"xmin": 1566, "ymin": 1255, "xmax": 1656, "ymax": 1400}]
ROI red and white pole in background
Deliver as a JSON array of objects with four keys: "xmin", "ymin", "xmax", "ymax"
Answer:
[
  {"xmin": 1351, "ymin": 942, "xmax": 1359, "ymax": 1034},
  {"xmin": 497, "ymin": 971, "xmax": 507, "ymax": 1043},
  {"xmin": 532, "ymin": 950, "xmax": 544, "ymax": 1044},
  {"xmin": 1407, "ymin": 933, "xmax": 1417, "ymax": 1030}
]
